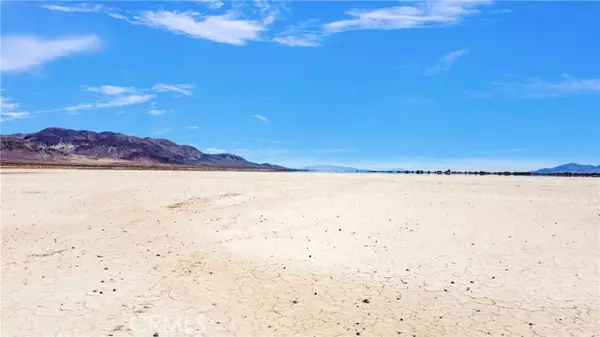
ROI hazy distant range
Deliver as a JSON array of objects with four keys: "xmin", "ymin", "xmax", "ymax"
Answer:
[
  {"xmin": 304, "ymin": 164, "xmax": 600, "ymax": 174},
  {"xmin": 302, "ymin": 165, "xmax": 405, "ymax": 173}
]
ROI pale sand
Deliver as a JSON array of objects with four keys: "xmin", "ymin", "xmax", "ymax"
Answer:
[{"xmin": 1, "ymin": 170, "xmax": 598, "ymax": 337}]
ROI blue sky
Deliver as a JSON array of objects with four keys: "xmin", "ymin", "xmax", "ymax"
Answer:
[{"xmin": 1, "ymin": 0, "xmax": 599, "ymax": 170}]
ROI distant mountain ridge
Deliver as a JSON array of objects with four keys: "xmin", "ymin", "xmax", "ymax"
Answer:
[
  {"xmin": 533, "ymin": 163, "xmax": 600, "ymax": 174},
  {"xmin": 0, "ymin": 127, "xmax": 286, "ymax": 170},
  {"xmin": 302, "ymin": 165, "xmax": 407, "ymax": 173},
  {"xmin": 302, "ymin": 165, "xmax": 361, "ymax": 173}
]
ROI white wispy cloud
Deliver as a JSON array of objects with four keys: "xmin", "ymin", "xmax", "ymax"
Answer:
[
  {"xmin": 0, "ymin": 35, "xmax": 100, "ymax": 73},
  {"xmin": 490, "ymin": 76, "xmax": 600, "ymax": 98},
  {"xmin": 186, "ymin": 126, "xmax": 200, "ymax": 130},
  {"xmin": 57, "ymin": 85, "xmax": 154, "ymax": 112},
  {"xmin": 41, "ymin": 3, "xmax": 104, "ymax": 13},
  {"xmin": 107, "ymin": 12, "xmax": 133, "ymax": 22},
  {"xmin": 425, "ymin": 48, "xmax": 470, "ymax": 75},
  {"xmin": 147, "ymin": 109, "xmax": 166, "ymax": 116},
  {"xmin": 41, "ymin": 2, "xmax": 277, "ymax": 46},
  {"xmin": 61, "ymin": 94, "xmax": 154, "ymax": 112},
  {"xmin": 324, "ymin": 0, "xmax": 491, "ymax": 34},
  {"xmin": 0, "ymin": 95, "xmax": 30, "ymax": 122},
  {"xmin": 252, "ymin": 0, "xmax": 278, "ymax": 25},
  {"xmin": 30, "ymin": 81, "xmax": 196, "ymax": 116},
  {"xmin": 94, "ymin": 94, "xmax": 154, "ymax": 108},
  {"xmin": 135, "ymin": 11, "xmax": 267, "ymax": 45},
  {"xmin": 151, "ymin": 83, "xmax": 195, "ymax": 97},
  {"xmin": 273, "ymin": 20, "xmax": 323, "ymax": 47},
  {"xmin": 252, "ymin": 114, "xmax": 269, "ymax": 123},
  {"xmin": 193, "ymin": 0, "xmax": 224, "ymax": 9},
  {"xmin": 273, "ymin": 33, "xmax": 322, "ymax": 47},
  {"xmin": 467, "ymin": 75, "xmax": 600, "ymax": 99},
  {"xmin": 84, "ymin": 85, "xmax": 137, "ymax": 95}
]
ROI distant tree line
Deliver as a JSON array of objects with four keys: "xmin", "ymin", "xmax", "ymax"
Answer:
[{"xmin": 352, "ymin": 169, "xmax": 600, "ymax": 177}]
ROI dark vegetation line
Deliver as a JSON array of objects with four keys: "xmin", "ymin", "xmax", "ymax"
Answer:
[{"xmin": 301, "ymin": 169, "xmax": 600, "ymax": 177}]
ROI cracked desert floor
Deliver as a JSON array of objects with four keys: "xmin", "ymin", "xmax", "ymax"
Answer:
[{"xmin": 1, "ymin": 169, "xmax": 599, "ymax": 337}]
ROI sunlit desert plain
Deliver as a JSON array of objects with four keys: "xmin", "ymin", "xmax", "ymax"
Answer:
[{"xmin": 1, "ymin": 169, "xmax": 598, "ymax": 336}]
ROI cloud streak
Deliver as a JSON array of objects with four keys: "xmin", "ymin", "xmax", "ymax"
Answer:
[
  {"xmin": 272, "ymin": 20, "xmax": 324, "ymax": 47},
  {"xmin": 468, "ymin": 75, "xmax": 600, "ymax": 99},
  {"xmin": 63, "ymin": 94, "xmax": 155, "ymax": 112},
  {"xmin": 0, "ymin": 35, "xmax": 100, "ymax": 73},
  {"xmin": 38, "ymin": 1, "xmax": 489, "ymax": 48},
  {"xmin": 324, "ymin": 0, "xmax": 491, "ymax": 34},
  {"xmin": 252, "ymin": 114, "xmax": 270, "ymax": 123},
  {"xmin": 425, "ymin": 48, "xmax": 470, "ymax": 75},
  {"xmin": 147, "ymin": 109, "xmax": 166, "ymax": 116},
  {"xmin": 152, "ymin": 83, "xmax": 195, "ymax": 97},
  {"xmin": 41, "ymin": 3, "xmax": 105, "ymax": 13},
  {"xmin": 0, "ymin": 95, "xmax": 30, "ymax": 122},
  {"xmin": 193, "ymin": 0, "xmax": 224, "ymax": 10},
  {"xmin": 491, "ymin": 76, "xmax": 600, "ymax": 98},
  {"xmin": 135, "ymin": 11, "xmax": 267, "ymax": 46},
  {"xmin": 84, "ymin": 85, "xmax": 137, "ymax": 96}
]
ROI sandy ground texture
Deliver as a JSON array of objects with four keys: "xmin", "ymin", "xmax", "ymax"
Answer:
[{"xmin": 1, "ymin": 169, "xmax": 598, "ymax": 337}]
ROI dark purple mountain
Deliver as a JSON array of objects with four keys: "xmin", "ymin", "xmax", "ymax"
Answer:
[
  {"xmin": 533, "ymin": 163, "xmax": 600, "ymax": 174},
  {"xmin": 0, "ymin": 127, "xmax": 287, "ymax": 170}
]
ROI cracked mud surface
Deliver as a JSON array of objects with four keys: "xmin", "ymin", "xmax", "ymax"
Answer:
[{"xmin": 1, "ymin": 170, "xmax": 598, "ymax": 336}]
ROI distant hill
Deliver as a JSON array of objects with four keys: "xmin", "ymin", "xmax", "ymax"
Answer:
[
  {"xmin": 302, "ymin": 165, "xmax": 407, "ymax": 173},
  {"xmin": 533, "ymin": 163, "xmax": 600, "ymax": 174},
  {"xmin": 0, "ymin": 127, "xmax": 287, "ymax": 170},
  {"xmin": 302, "ymin": 165, "xmax": 361, "ymax": 173}
]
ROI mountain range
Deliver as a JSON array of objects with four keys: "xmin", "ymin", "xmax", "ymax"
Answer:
[
  {"xmin": 532, "ymin": 163, "xmax": 600, "ymax": 174},
  {"xmin": 302, "ymin": 165, "xmax": 408, "ymax": 173},
  {"xmin": 305, "ymin": 163, "xmax": 600, "ymax": 174},
  {"xmin": 302, "ymin": 165, "xmax": 362, "ymax": 173},
  {"xmin": 0, "ymin": 127, "xmax": 286, "ymax": 170},
  {"xmin": 1, "ymin": 128, "xmax": 596, "ymax": 174}
]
